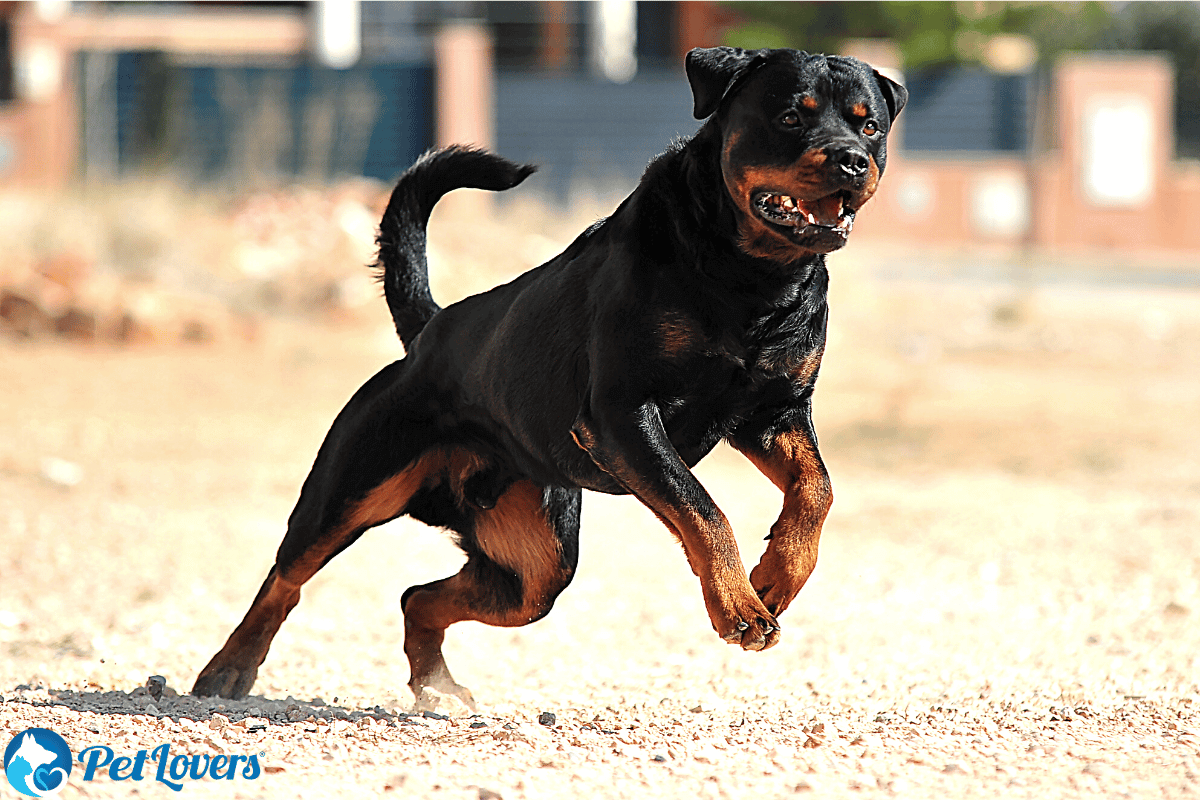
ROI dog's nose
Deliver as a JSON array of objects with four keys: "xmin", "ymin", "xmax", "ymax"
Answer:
[{"xmin": 829, "ymin": 145, "xmax": 870, "ymax": 180}]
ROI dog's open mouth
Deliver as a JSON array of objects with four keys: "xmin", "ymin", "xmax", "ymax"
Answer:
[{"xmin": 753, "ymin": 191, "xmax": 855, "ymax": 236}]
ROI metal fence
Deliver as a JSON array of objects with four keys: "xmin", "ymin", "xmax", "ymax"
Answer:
[
  {"xmin": 81, "ymin": 52, "xmax": 433, "ymax": 184},
  {"xmin": 900, "ymin": 68, "xmax": 1034, "ymax": 153},
  {"xmin": 495, "ymin": 69, "xmax": 700, "ymax": 199}
]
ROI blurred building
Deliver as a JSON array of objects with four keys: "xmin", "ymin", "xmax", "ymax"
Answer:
[{"xmin": 0, "ymin": 1, "xmax": 1197, "ymax": 255}]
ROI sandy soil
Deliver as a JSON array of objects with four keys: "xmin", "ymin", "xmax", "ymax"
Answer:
[{"xmin": 2, "ymin": 232, "xmax": 1199, "ymax": 798}]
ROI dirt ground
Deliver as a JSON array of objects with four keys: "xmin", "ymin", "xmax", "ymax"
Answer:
[{"xmin": 2, "ymin": 211, "xmax": 1199, "ymax": 798}]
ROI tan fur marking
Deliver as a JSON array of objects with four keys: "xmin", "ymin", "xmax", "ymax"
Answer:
[
  {"xmin": 474, "ymin": 480, "xmax": 563, "ymax": 605},
  {"xmin": 657, "ymin": 311, "xmax": 701, "ymax": 357},
  {"xmin": 850, "ymin": 102, "xmax": 868, "ymax": 118},
  {"xmin": 848, "ymin": 155, "xmax": 881, "ymax": 212},
  {"xmin": 283, "ymin": 446, "xmax": 491, "ymax": 584},
  {"xmin": 864, "ymin": 155, "xmax": 880, "ymax": 200},
  {"xmin": 790, "ymin": 345, "xmax": 825, "ymax": 385},
  {"xmin": 280, "ymin": 456, "xmax": 432, "ymax": 584},
  {"xmin": 342, "ymin": 458, "xmax": 434, "ymax": 534},
  {"xmin": 720, "ymin": 146, "xmax": 842, "ymax": 261},
  {"xmin": 341, "ymin": 447, "xmax": 486, "ymax": 531},
  {"xmin": 801, "ymin": 95, "xmax": 818, "ymax": 110},
  {"xmin": 769, "ymin": 430, "xmax": 833, "ymax": 513},
  {"xmin": 732, "ymin": 429, "xmax": 832, "ymax": 616}
]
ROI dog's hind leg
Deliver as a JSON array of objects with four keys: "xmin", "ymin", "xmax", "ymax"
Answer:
[
  {"xmin": 191, "ymin": 448, "xmax": 444, "ymax": 699},
  {"xmin": 401, "ymin": 481, "xmax": 580, "ymax": 709},
  {"xmin": 193, "ymin": 360, "xmax": 442, "ymax": 699}
]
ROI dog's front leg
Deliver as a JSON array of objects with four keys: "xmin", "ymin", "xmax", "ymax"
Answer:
[
  {"xmin": 730, "ymin": 412, "xmax": 832, "ymax": 617},
  {"xmin": 573, "ymin": 401, "xmax": 780, "ymax": 651}
]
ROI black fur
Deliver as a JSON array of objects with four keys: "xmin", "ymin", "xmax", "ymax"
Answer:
[{"xmin": 192, "ymin": 47, "xmax": 905, "ymax": 701}]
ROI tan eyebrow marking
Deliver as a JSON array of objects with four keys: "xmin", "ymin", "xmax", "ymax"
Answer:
[
  {"xmin": 801, "ymin": 96, "xmax": 818, "ymax": 110},
  {"xmin": 850, "ymin": 103, "xmax": 868, "ymax": 118}
]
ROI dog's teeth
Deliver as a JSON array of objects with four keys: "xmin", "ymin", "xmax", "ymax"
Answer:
[{"xmin": 806, "ymin": 212, "xmax": 816, "ymax": 225}]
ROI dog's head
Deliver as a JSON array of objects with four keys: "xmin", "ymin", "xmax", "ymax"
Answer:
[{"xmin": 687, "ymin": 47, "xmax": 906, "ymax": 260}]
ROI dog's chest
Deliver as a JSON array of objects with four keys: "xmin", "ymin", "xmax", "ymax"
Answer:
[
  {"xmin": 662, "ymin": 305, "xmax": 822, "ymax": 386},
  {"xmin": 655, "ymin": 317, "xmax": 821, "ymax": 454}
]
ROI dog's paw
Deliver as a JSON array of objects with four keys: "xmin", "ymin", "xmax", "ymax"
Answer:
[
  {"xmin": 413, "ymin": 686, "xmax": 475, "ymax": 717},
  {"xmin": 709, "ymin": 589, "xmax": 781, "ymax": 652},
  {"xmin": 408, "ymin": 673, "xmax": 477, "ymax": 713},
  {"xmin": 749, "ymin": 547, "xmax": 815, "ymax": 617},
  {"xmin": 192, "ymin": 665, "xmax": 257, "ymax": 699}
]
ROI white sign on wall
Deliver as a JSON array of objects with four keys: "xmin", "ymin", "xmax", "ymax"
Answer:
[
  {"xmin": 971, "ymin": 171, "xmax": 1030, "ymax": 238},
  {"xmin": 1081, "ymin": 94, "xmax": 1154, "ymax": 207}
]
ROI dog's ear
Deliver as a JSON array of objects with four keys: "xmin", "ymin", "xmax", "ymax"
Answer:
[
  {"xmin": 685, "ymin": 46, "xmax": 768, "ymax": 120},
  {"xmin": 873, "ymin": 69, "xmax": 908, "ymax": 122}
]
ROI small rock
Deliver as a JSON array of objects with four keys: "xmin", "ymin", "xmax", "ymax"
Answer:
[
  {"xmin": 145, "ymin": 675, "xmax": 166, "ymax": 701},
  {"xmin": 1083, "ymin": 762, "xmax": 1107, "ymax": 776},
  {"xmin": 538, "ymin": 711, "xmax": 556, "ymax": 727},
  {"xmin": 237, "ymin": 717, "xmax": 268, "ymax": 732},
  {"xmin": 478, "ymin": 789, "xmax": 503, "ymax": 800},
  {"xmin": 208, "ymin": 714, "xmax": 230, "ymax": 730},
  {"xmin": 943, "ymin": 761, "xmax": 970, "ymax": 775},
  {"xmin": 143, "ymin": 702, "xmax": 160, "ymax": 715}
]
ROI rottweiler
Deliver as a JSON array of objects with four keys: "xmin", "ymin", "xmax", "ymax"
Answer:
[{"xmin": 192, "ymin": 47, "xmax": 906, "ymax": 705}]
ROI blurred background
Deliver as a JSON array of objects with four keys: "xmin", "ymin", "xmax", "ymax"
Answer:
[
  {"xmin": 1, "ymin": 2, "xmax": 1198, "ymax": 721},
  {"xmin": 2, "ymin": 1, "xmax": 1200, "ymax": 342},
  {"xmin": 1, "ymin": 0, "xmax": 1199, "ymax": 338}
]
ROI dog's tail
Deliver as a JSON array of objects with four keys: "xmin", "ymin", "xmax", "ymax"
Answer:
[{"xmin": 374, "ymin": 145, "xmax": 537, "ymax": 348}]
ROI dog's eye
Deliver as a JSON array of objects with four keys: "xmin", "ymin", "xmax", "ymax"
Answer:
[
  {"xmin": 862, "ymin": 120, "xmax": 879, "ymax": 136},
  {"xmin": 779, "ymin": 111, "xmax": 801, "ymax": 128}
]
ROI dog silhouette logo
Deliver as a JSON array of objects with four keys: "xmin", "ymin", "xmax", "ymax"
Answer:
[{"xmin": 3, "ymin": 729, "xmax": 72, "ymax": 797}]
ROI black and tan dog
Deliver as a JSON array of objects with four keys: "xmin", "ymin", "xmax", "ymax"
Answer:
[{"xmin": 193, "ymin": 47, "xmax": 906, "ymax": 705}]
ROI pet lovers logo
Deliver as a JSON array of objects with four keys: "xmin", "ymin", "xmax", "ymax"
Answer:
[{"xmin": 4, "ymin": 727, "xmax": 262, "ymax": 795}]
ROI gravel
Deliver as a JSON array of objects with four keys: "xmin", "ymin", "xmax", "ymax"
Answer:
[{"xmin": 2, "ymin": 245, "xmax": 1199, "ymax": 798}]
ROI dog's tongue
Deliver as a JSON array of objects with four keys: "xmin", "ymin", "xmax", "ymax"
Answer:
[{"xmin": 796, "ymin": 195, "xmax": 843, "ymax": 227}]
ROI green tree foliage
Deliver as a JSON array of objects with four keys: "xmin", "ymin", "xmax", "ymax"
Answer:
[
  {"xmin": 1098, "ymin": 2, "xmax": 1200, "ymax": 158},
  {"xmin": 723, "ymin": 2, "xmax": 1115, "ymax": 69}
]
